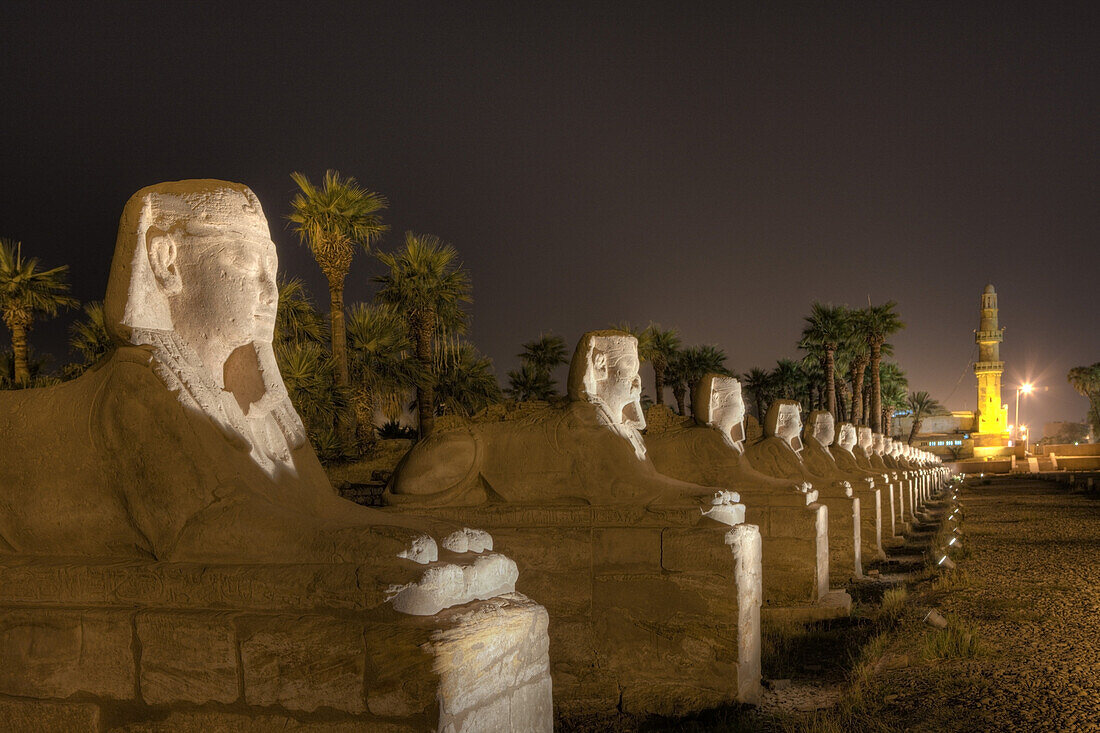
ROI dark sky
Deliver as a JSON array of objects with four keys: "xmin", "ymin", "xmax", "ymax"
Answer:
[{"xmin": 1, "ymin": 1, "xmax": 1096, "ymax": 434}]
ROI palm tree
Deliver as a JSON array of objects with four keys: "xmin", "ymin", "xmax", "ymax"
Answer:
[
  {"xmin": 275, "ymin": 277, "xmax": 327, "ymax": 348},
  {"xmin": 771, "ymin": 358, "xmax": 804, "ymax": 401},
  {"xmin": 906, "ymin": 390, "xmax": 945, "ymax": 444},
  {"xmin": 375, "ymin": 232, "xmax": 471, "ymax": 438},
  {"xmin": 679, "ymin": 345, "xmax": 731, "ymax": 417},
  {"xmin": 0, "ymin": 239, "xmax": 77, "ymax": 386},
  {"xmin": 878, "ymin": 361, "xmax": 908, "ymax": 436},
  {"xmin": 346, "ymin": 302, "xmax": 421, "ymax": 446},
  {"xmin": 65, "ymin": 301, "xmax": 113, "ymax": 378},
  {"xmin": 288, "ymin": 170, "xmax": 388, "ymax": 390},
  {"xmin": 860, "ymin": 301, "xmax": 905, "ymax": 433},
  {"xmin": 274, "ymin": 339, "xmax": 346, "ymax": 455},
  {"xmin": 516, "ymin": 333, "xmax": 568, "ymax": 397},
  {"xmin": 507, "ymin": 362, "xmax": 557, "ymax": 401},
  {"xmin": 0, "ymin": 346, "xmax": 58, "ymax": 389},
  {"xmin": 799, "ymin": 303, "xmax": 849, "ymax": 419},
  {"xmin": 1067, "ymin": 363, "xmax": 1100, "ymax": 438},
  {"xmin": 643, "ymin": 324, "xmax": 680, "ymax": 406},
  {"xmin": 435, "ymin": 341, "xmax": 501, "ymax": 416},
  {"xmin": 665, "ymin": 350, "xmax": 690, "ymax": 416},
  {"xmin": 743, "ymin": 367, "xmax": 771, "ymax": 422}
]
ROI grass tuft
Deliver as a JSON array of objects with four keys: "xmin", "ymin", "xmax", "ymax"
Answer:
[{"xmin": 921, "ymin": 622, "xmax": 983, "ymax": 660}]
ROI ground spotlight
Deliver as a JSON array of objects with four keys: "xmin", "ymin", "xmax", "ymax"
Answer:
[
  {"xmin": 923, "ymin": 609, "xmax": 948, "ymax": 629},
  {"xmin": 937, "ymin": 555, "xmax": 957, "ymax": 570}
]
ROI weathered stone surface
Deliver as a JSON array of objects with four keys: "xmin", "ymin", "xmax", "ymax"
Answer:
[
  {"xmin": 0, "ymin": 608, "xmax": 133, "ymax": 699},
  {"xmin": 239, "ymin": 614, "xmax": 365, "ymax": 713},
  {"xmin": 0, "ymin": 697, "xmax": 101, "ymax": 732},
  {"xmin": 111, "ymin": 711, "xmax": 418, "ymax": 732},
  {"xmin": 136, "ymin": 611, "xmax": 238, "ymax": 705}
]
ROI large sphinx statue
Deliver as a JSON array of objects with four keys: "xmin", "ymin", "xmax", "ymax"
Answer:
[
  {"xmin": 801, "ymin": 411, "xmax": 886, "ymax": 563},
  {"xmin": 744, "ymin": 400, "xmax": 863, "ymax": 579},
  {"xmin": 387, "ymin": 331, "xmax": 763, "ymax": 716},
  {"xmin": 646, "ymin": 375, "xmax": 848, "ymax": 616},
  {"xmin": 0, "ymin": 181, "xmax": 551, "ymax": 731}
]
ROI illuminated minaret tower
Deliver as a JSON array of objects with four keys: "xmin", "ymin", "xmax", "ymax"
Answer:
[{"xmin": 974, "ymin": 284, "xmax": 1008, "ymax": 436}]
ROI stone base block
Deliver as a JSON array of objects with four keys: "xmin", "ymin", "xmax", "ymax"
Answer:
[
  {"xmin": 387, "ymin": 504, "xmax": 763, "ymax": 718},
  {"xmin": 0, "ymin": 558, "xmax": 552, "ymax": 733},
  {"xmin": 760, "ymin": 589, "xmax": 852, "ymax": 625}
]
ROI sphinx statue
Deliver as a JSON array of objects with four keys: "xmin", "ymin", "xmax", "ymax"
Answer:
[
  {"xmin": 872, "ymin": 433, "xmax": 910, "ymax": 534},
  {"xmin": 0, "ymin": 180, "xmax": 551, "ymax": 731},
  {"xmin": 646, "ymin": 375, "xmax": 846, "ymax": 615},
  {"xmin": 744, "ymin": 400, "xmax": 863, "ymax": 579},
  {"xmin": 386, "ymin": 332, "xmax": 763, "ymax": 715},
  {"xmin": 801, "ymin": 411, "xmax": 886, "ymax": 562}
]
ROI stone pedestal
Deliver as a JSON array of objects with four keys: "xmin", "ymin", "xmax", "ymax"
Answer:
[
  {"xmin": 0, "ymin": 558, "xmax": 552, "ymax": 732},
  {"xmin": 386, "ymin": 504, "xmax": 763, "ymax": 718}
]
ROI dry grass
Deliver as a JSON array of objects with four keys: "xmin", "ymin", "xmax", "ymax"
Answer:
[{"xmin": 921, "ymin": 620, "xmax": 984, "ymax": 660}]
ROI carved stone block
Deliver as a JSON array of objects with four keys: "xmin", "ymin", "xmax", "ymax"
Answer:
[{"xmin": 136, "ymin": 611, "xmax": 238, "ymax": 705}]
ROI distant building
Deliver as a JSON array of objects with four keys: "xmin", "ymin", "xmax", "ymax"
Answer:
[{"xmin": 895, "ymin": 411, "xmax": 976, "ymax": 459}]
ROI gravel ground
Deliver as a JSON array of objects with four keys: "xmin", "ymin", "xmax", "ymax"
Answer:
[{"xmin": 877, "ymin": 477, "xmax": 1100, "ymax": 732}]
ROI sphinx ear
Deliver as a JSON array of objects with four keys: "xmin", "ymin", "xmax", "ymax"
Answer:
[
  {"xmin": 591, "ymin": 349, "xmax": 608, "ymax": 381},
  {"xmin": 146, "ymin": 228, "xmax": 182, "ymax": 296}
]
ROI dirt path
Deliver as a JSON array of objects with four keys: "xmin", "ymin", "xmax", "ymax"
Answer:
[{"xmin": 882, "ymin": 477, "xmax": 1100, "ymax": 732}]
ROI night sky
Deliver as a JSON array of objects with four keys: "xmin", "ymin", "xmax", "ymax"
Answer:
[{"xmin": 1, "ymin": 1, "xmax": 1096, "ymax": 434}]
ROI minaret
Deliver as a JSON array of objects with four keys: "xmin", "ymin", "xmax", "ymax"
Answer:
[{"xmin": 974, "ymin": 284, "xmax": 1007, "ymax": 435}]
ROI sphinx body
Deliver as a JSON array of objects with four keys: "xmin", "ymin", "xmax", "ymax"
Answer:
[
  {"xmin": 386, "ymin": 331, "xmax": 764, "ymax": 715},
  {"xmin": 0, "ymin": 181, "xmax": 551, "ymax": 731},
  {"xmin": 744, "ymin": 400, "xmax": 863, "ymax": 579},
  {"xmin": 646, "ymin": 375, "xmax": 839, "ymax": 612}
]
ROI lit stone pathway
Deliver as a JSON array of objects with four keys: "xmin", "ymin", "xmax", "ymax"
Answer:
[{"xmin": 921, "ymin": 478, "xmax": 1100, "ymax": 731}]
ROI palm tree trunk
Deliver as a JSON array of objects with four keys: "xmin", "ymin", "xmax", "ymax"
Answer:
[
  {"xmin": 870, "ymin": 344, "xmax": 882, "ymax": 433},
  {"xmin": 673, "ymin": 385, "xmax": 686, "ymax": 416},
  {"xmin": 908, "ymin": 417, "xmax": 922, "ymax": 445},
  {"xmin": 754, "ymin": 390, "xmax": 766, "ymax": 422},
  {"xmin": 415, "ymin": 315, "xmax": 436, "ymax": 438},
  {"xmin": 687, "ymin": 380, "xmax": 698, "ymax": 417},
  {"xmin": 851, "ymin": 360, "xmax": 866, "ymax": 426},
  {"xmin": 653, "ymin": 359, "xmax": 666, "ymax": 405},
  {"xmin": 11, "ymin": 321, "xmax": 30, "ymax": 387},
  {"xmin": 328, "ymin": 281, "xmax": 349, "ymax": 387},
  {"xmin": 825, "ymin": 348, "xmax": 837, "ymax": 418}
]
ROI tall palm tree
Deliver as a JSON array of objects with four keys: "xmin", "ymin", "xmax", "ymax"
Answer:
[
  {"xmin": 65, "ymin": 301, "xmax": 113, "ymax": 378},
  {"xmin": 1067, "ymin": 363, "xmax": 1100, "ymax": 438},
  {"xmin": 506, "ymin": 362, "xmax": 556, "ymax": 402},
  {"xmin": 680, "ymin": 345, "xmax": 731, "ymax": 417},
  {"xmin": 375, "ymin": 232, "xmax": 471, "ymax": 438},
  {"xmin": 845, "ymin": 309, "xmax": 873, "ymax": 426},
  {"xmin": 799, "ymin": 303, "xmax": 849, "ymax": 419},
  {"xmin": 860, "ymin": 301, "xmax": 905, "ymax": 433},
  {"xmin": 288, "ymin": 170, "xmax": 388, "ymax": 389},
  {"xmin": 743, "ymin": 367, "xmax": 771, "ymax": 422},
  {"xmin": 643, "ymin": 324, "xmax": 680, "ymax": 406},
  {"xmin": 906, "ymin": 390, "xmax": 945, "ymax": 444},
  {"xmin": 275, "ymin": 277, "xmax": 327, "ymax": 348},
  {"xmin": 0, "ymin": 238, "xmax": 77, "ymax": 386}
]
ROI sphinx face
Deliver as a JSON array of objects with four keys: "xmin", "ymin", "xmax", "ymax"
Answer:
[
  {"xmin": 169, "ymin": 228, "xmax": 279, "ymax": 352},
  {"xmin": 601, "ymin": 350, "xmax": 642, "ymax": 425},
  {"xmin": 812, "ymin": 413, "xmax": 835, "ymax": 446},
  {"xmin": 837, "ymin": 423, "xmax": 857, "ymax": 451},
  {"xmin": 858, "ymin": 427, "xmax": 873, "ymax": 453},
  {"xmin": 776, "ymin": 404, "xmax": 803, "ymax": 449},
  {"xmin": 708, "ymin": 377, "xmax": 746, "ymax": 448}
]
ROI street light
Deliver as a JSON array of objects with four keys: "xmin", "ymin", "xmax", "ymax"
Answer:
[{"xmin": 1015, "ymin": 383, "xmax": 1033, "ymax": 447}]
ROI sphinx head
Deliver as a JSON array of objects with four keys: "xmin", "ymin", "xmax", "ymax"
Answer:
[
  {"xmin": 103, "ymin": 180, "xmax": 303, "ymax": 476},
  {"xmin": 105, "ymin": 180, "xmax": 278, "ymax": 368},
  {"xmin": 694, "ymin": 374, "xmax": 746, "ymax": 451},
  {"xmin": 858, "ymin": 427, "xmax": 873, "ymax": 454},
  {"xmin": 806, "ymin": 410, "xmax": 835, "ymax": 447},
  {"xmin": 765, "ymin": 399, "xmax": 803, "ymax": 452},
  {"xmin": 872, "ymin": 433, "xmax": 886, "ymax": 455},
  {"xmin": 836, "ymin": 422, "xmax": 858, "ymax": 451},
  {"xmin": 568, "ymin": 330, "xmax": 646, "ymax": 458}
]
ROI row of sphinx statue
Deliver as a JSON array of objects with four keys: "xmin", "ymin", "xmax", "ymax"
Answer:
[{"xmin": 0, "ymin": 180, "xmax": 949, "ymax": 729}]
